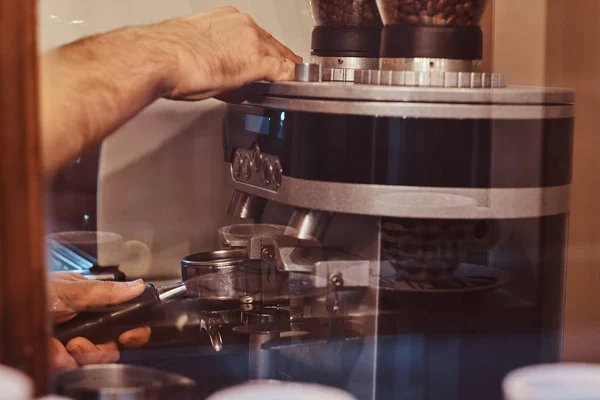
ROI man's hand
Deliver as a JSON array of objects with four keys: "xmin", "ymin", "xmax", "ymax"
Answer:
[
  {"xmin": 41, "ymin": 6, "xmax": 301, "ymax": 176},
  {"xmin": 49, "ymin": 273, "xmax": 152, "ymax": 372},
  {"xmin": 154, "ymin": 6, "xmax": 302, "ymax": 101}
]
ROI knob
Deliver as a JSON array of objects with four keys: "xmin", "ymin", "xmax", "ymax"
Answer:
[
  {"xmin": 252, "ymin": 146, "xmax": 262, "ymax": 173},
  {"xmin": 261, "ymin": 158, "xmax": 273, "ymax": 185},
  {"xmin": 242, "ymin": 155, "xmax": 252, "ymax": 180},
  {"xmin": 295, "ymin": 63, "xmax": 322, "ymax": 82},
  {"xmin": 273, "ymin": 161, "xmax": 283, "ymax": 188},
  {"xmin": 232, "ymin": 151, "xmax": 242, "ymax": 178}
]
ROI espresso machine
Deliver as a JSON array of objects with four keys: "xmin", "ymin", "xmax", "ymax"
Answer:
[
  {"xmin": 49, "ymin": 1, "xmax": 574, "ymax": 399},
  {"xmin": 219, "ymin": 0, "xmax": 575, "ymax": 399}
]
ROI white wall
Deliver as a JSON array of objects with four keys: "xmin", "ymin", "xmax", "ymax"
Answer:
[
  {"xmin": 40, "ymin": 0, "xmax": 312, "ymax": 279},
  {"xmin": 491, "ymin": 0, "xmax": 548, "ymax": 86}
]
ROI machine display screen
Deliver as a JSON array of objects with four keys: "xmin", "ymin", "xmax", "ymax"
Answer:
[{"xmin": 244, "ymin": 114, "xmax": 270, "ymax": 135}]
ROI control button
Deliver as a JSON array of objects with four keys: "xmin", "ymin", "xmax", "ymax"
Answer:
[
  {"xmin": 232, "ymin": 151, "xmax": 242, "ymax": 178},
  {"xmin": 273, "ymin": 161, "xmax": 282, "ymax": 188},
  {"xmin": 242, "ymin": 155, "xmax": 252, "ymax": 180},
  {"xmin": 252, "ymin": 146, "xmax": 262, "ymax": 172},
  {"xmin": 262, "ymin": 158, "xmax": 273, "ymax": 185}
]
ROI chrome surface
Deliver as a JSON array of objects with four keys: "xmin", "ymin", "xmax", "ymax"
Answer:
[
  {"xmin": 248, "ymin": 81, "xmax": 575, "ymax": 105},
  {"xmin": 355, "ymin": 69, "xmax": 506, "ymax": 88},
  {"xmin": 311, "ymin": 56, "xmax": 380, "ymax": 70},
  {"xmin": 249, "ymin": 332, "xmax": 279, "ymax": 380},
  {"xmin": 181, "ymin": 250, "xmax": 263, "ymax": 302},
  {"xmin": 230, "ymin": 170, "xmax": 572, "ymax": 219},
  {"xmin": 219, "ymin": 224, "xmax": 290, "ymax": 248},
  {"xmin": 198, "ymin": 308, "xmax": 242, "ymax": 353},
  {"xmin": 252, "ymin": 146, "xmax": 262, "ymax": 173},
  {"xmin": 245, "ymin": 234, "xmax": 370, "ymax": 286},
  {"xmin": 273, "ymin": 161, "xmax": 283, "ymax": 188},
  {"xmin": 232, "ymin": 149, "xmax": 281, "ymax": 192},
  {"xmin": 261, "ymin": 158, "xmax": 273, "ymax": 184},
  {"xmin": 380, "ymin": 58, "xmax": 483, "ymax": 72},
  {"xmin": 285, "ymin": 208, "xmax": 333, "ymax": 241},
  {"xmin": 226, "ymin": 190, "xmax": 267, "ymax": 219},
  {"xmin": 245, "ymin": 96, "xmax": 574, "ymax": 120},
  {"xmin": 200, "ymin": 319, "xmax": 222, "ymax": 353},
  {"xmin": 278, "ymin": 247, "xmax": 371, "ymax": 287},
  {"xmin": 243, "ymin": 155, "xmax": 252, "ymax": 179},
  {"xmin": 322, "ymin": 68, "xmax": 358, "ymax": 83},
  {"xmin": 158, "ymin": 282, "xmax": 188, "ymax": 302},
  {"xmin": 295, "ymin": 62, "xmax": 322, "ymax": 82},
  {"xmin": 308, "ymin": 58, "xmax": 380, "ymax": 82},
  {"xmin": 232, "ymin": 151, "xmax": 242, "ymax": 178},
  {"xmin": 181, "ymin": 249, "xmax": 249, "ymax": 268},
  {"xmin": 53, "ymin": 364, "xmax": 195, "ymax": 400}
]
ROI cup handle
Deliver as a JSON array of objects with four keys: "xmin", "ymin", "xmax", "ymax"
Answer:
[{"xmin": 119, "ymin": 240, "xmax": 152, "ymax": 278}]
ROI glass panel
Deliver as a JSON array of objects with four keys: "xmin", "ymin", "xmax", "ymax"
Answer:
[{"xmin": 37, "ymin": 0, "xmax": 597, "ymax": 399}]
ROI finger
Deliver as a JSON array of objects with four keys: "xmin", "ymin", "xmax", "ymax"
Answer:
[
  {"xmin": 50, "ymin": 272, "xmax": 86, "ymax": 282},
  {"xmin": 49, "ymin": 338, "xmax": 78, "ymax": 372},
  {"xmin": 258, "ymin": 27, "xmax": 302, "ymax": 63},
  {"xmin": 259, "ymin": 56, "xmax": 296, "ymax": 82},
  {"xmin": 119, "ymin": 326, "xmax": 152, "ymax": 348},
  {"xmin": 66, "ymin": 279, "xmax": 146, "ymax": 311},
  {"xmin": 66, "ymin": 338, "xmax": 120, "ymax": 365},
  {"xmin": 66, "ymin": 337, "xmax": 98, "ymax": 354}
]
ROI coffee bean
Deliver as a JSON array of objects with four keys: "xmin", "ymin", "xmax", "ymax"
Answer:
[
  {"xmin": 426, "ymin": 1, "xmax": 435, "ymax": 16},
  {"xmin": 310, "ymin": 0, "xmax": 382, "ymax": 27},
  {"xmin": 379, "ymin": 0, "xmax": 487, "ymax": 26}
]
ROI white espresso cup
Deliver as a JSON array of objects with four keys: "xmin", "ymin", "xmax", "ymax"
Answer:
[
  {"xmin": 0, "ymin": 364, "xmax": 33, "ymax": 400},
  {"xmin": 207, "ymin": 380, "xmax": 357, "ymax": 400},
  {"xmin": 503, "ymin": 363, "xmax": 600, "ymax": 400}
]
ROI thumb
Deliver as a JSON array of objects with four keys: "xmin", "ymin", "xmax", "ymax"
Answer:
[{"xmin": 69, "ymin": 279, "xmax": 146, "ymax": 311}]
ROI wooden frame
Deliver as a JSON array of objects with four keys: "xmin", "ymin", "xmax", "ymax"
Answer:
[{"xmin": 0, "ymin": 0, "xmax": 48, "ymax": 394}]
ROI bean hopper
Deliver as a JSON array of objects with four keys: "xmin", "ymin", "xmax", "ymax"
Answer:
[
  {"xmin": 307, "ymin": 0, "xmax": 382, "ymax": 81},
  {"xmin": 220, "ymin": 0, "xmax": 575, "ymax": 398}
]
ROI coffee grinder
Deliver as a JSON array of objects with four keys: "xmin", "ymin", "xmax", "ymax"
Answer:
[
  {"xmin": 221, "ymin": 0, "xmax": 575, "ymax": 398},
  {"xmin": 307, "ymin": 0, "xmax": 382, "ymax": 81}
]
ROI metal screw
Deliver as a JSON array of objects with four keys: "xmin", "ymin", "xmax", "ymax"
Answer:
[{"xmin": 261, "ymin": 248, "xmax": 275, "ymax": 262}]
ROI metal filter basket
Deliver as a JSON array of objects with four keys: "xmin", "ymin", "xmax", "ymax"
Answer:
[{"xmin": 181, "ymin": 249, "xmax": 263, "ymax": 302}]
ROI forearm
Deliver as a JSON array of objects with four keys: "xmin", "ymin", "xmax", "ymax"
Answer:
[
  {"xmin": 40, "ymin": 7, "xmax": 300, "ymax": 176},
  {"xmin": 40, "ymin": 25, "xmax": 171, "ymax": 177}
]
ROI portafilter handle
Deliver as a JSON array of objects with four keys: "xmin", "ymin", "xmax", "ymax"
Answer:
[{"xmin": 53, "ymin": 283, "xmax": 185, "ymax": 346}]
